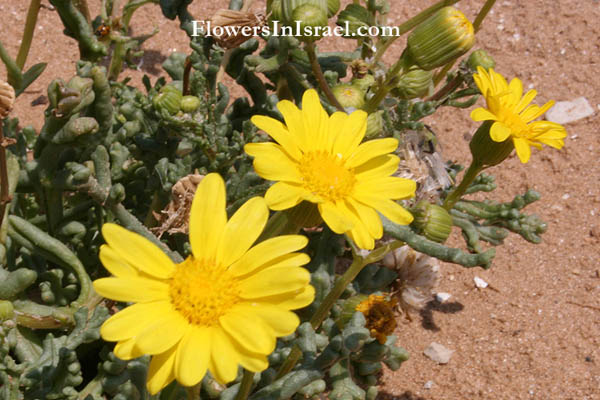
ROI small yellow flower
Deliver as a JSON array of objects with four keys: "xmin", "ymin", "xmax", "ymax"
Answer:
[
  {"xmin": 93, "ymin": 173, "xmax": 314, "ymax": 394},
  {"xmin": 470, "ymin": 66, "xmax": 567, "ymax": 163},
  {"xmin": 355, "ymin": 294, "xmax": 397, "ymax": 344},
  {"xmin": 245, "ymin": 89, "xmax": 416, "ymax": 250}
]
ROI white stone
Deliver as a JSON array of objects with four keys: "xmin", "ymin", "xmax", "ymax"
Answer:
[
  {"xmin": 474, "ymin": 276, "xmax": 488, "ymax": 289},
  {"xmin": 424, "ymin": 380, "xmax": 434, "ymax": 390},
  {"xmin": 435, "ymin": 292, "xmax": 452, "ymax": 303},
  {"xmin": 545, "ymin": 97, "xmax": 594, "ymax": 124},
  {"xmin": 424, "ymin": 342, "xmax": 454, "ymax": 364}
]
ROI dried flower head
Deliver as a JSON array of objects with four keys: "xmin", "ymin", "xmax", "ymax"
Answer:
[
  {"xmin": 383, "ymin": 246, "xmax": 440, "ymax": 316},
  {"xmin": 152, "ymin": 173, "xmax": 204, "ymax": 238},
  {"xmin": 355, "ymin": 294, "xmax": 398, "ymax": 344},
  {"xmin": 0, "ymin": 80, "xmax": 15, "ymax": 119},
  {"xmin": 209, "ymin": 10, "xmax": 267, "ymax": 49}
]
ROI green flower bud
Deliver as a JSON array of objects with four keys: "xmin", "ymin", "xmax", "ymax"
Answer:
[
  {"xmin": 267, "ymin": 0, "xmax": 284, "ymax": 22},
  {"xmin": 331, "ymin": 84, "xmax": 365, "ymax": 109},
  {"xmin": 411, "ymin": 200, "xmax": 453, "ymax": 243},
  {"xmin": 336, "ymin": 4, "xmax": 369, "ymax": 37},
  {"xmin": 467, "ymin": 49, "xmax": 496, "ymax": 72},
  {"xmin": 327, "ymin": 0, "xmax": 340, "ymax": 17},
  {"xmin": 291, "ymin": 3, "xmax": 329, "ymax": 41},
  {"xmin": 153, "ymin": 85, "xmax": 182, "ymax": 115},
  {"xmin": 393, "ymin": 66, "xmax": 434, "ymax": 100},
  {"xmin": 351, "ymin": 74, "xmax": 375, "ymax": 92},
  {"xmin": 282, "ymin": 0, "xmax": 328, "ymax": 25},
  {"xmin": 406, "ymin": 6, "xmax": 475, "ymax": 70},
  {"xmin": 365, "ymin": 110, "xmax": 384, "ymax": 138},
  {"xmin": 180, "ymin": 95, "xmax": 201, "ymax": 113},
  {"xmin": 0, "ymin": 301, "xmax": 14, "ymax": 320},
  {"xmin": 469, "ymin": 120, "xmax": 514, "ymax": 167}
]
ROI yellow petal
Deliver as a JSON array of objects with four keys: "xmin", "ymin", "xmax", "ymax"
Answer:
[
  {"xmin": 114, "ymin": 337, "xmax": 145, "ymax": 360},
  {"xmin": 326, "ymin": 111, "xmax": 348, "ymax": 152},
  {"xmin": 93, "ymin": 277, "xmax": 169, "ymax": 303},
  {"xmin": 239, "ymin": 265, "xmax": 310, "ymax": 299},
  {"xmin": 347, "ymin": 223, "xmax": 375, "ymax": 250},
  {"xmin": 515, "ymin": 89, "xmax": 537, "ymax": 113},
  {"xmin": 355, "ymin": 177, "xmax": 416, "ymax": 200},
  {"xmin": 99, "ymin": 244, "xmax": 137, "ymax": 278},
  {"xmin": 354, "ymin": 154, "xmax": 400, "ymax": 180},
  {"xmin": 208, "ymin": 328, "xmax": 240, "ymax": 384},
  {"xmin": 301, "ymin": 89, "xmax": 328, "ymax": 150},
  {"xmin": 220, "ymin": 328, "xmax": 268, "ymax": 372},
  {"xmin": 251, "ymin": 285, "xmax": 315, "ymax": 310},
  {"xmin": 346, "ymin": 199, "xmax": 382, "ymax": 239},
  {"xmin": 229, "ymin": 235, "xmax": 309, "ymax": 277},
  {"xmin": 490, "ymin": 122, "xmax": 512, "ymax": 142},
  {"xmin": 189, "ymin": 173, "xmax": 226, "ymax": 260},
  {"xmin": 520, "ymin": 100, "xmax": 554, "ymax": 123},
  {"xmin": 220, "ymin": 310, "xmax": 276, "ymax": 354},
  {"xmin": 332, "ymin": 110, "xmax": 367, "ymax": 157},
  {"xmin": 234, "ymin": 303, "xmax": 300, "ymax": 337},
  {"xmin": 346, "ymin": 138, "xmax": 398, "ymax": 168},
  {"xmin": 277, "ymin": 99, "xmax": 309, "ymax": 151},
  {"xmin": 217, "ymin": 197, "xmax": 268, "ymax": 266},
  {"xmin": 134, "ymin": 311, "xmax": 188, "ymax": 355},
  {"xmin": 513, "ymin": 137, "xmax": 531, "ymax": 163},
  {"xmin": 355, "ymin": 196, "xmax": 414, "ymax": 226},
  {"xmin": 508, "ymin": 77, "xmax": 523, "ymax": 107},
  {"xmin": 318, "ymin": 202, "xmax": 354, "ymax": 234},
  {"xmin": 175, "ymin": 325, "xmax": 211, "ymax": 386},
  {"xmin": 102, "ymin": 224, "xmax": 175, "ymax": 279},
  {"xmin": 100, "ymin": 300, "xmax": 172, "ymax": 341},
  {"xmin": 146, "ymin": 346, "xmax": 177, "ymax": 395},
  {"xmin": 470, "ymin": 107, "xmax": 498, "ymax": 122},
  {"xmin": 251, "ymin": 115, "xmax": 302, "ymax": 160},
  {"xmin": 264, "ymin": 181, "xmax": 306, "ymax": 210},
  {"xmin": 245, "ymin": 142, "xmax": 303, "ymax": 182}
]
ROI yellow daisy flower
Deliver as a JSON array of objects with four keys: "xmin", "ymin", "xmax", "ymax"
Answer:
[
  {"xmin": 470, "ymin": 66, "xmax": 567, "ymax": 163},
  {"xmin": 93, "ymin": 173, "xmax": 314, "ymax": 394},
  {"xmin": 245, "ymin": 89, "xmax": 416, "ymax": 250}
]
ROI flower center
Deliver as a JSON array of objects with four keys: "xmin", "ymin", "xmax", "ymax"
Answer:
[
  {"xmin": 493, "ymin": 93, "xmax": 530, "ymax": 137},
  {"xmin": 169, "ymin": 256, "xmax": 241, "ymax": 326},
  {"xmin": 298, "ymin": 150, "xmax": 356, "ymax": 202}
]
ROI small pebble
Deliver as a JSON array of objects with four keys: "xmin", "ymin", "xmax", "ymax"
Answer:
[
  {"xmin": 424, "ymin": 342, "xmax": 454, "ymax": 364},
  {"xmin": 436, "ymin": 292, "xmax": 452, "ymax": 303},
  {"xmin": 424, "ymin": 380, "xmax": 434, "ymax": 390},
  {"xmin": 545, "ymin": 97, "xmax": 594, "ymax": 124},
  {"xmin": 474, "ymin": 276, "xmax": 489, "ymax": 289}
]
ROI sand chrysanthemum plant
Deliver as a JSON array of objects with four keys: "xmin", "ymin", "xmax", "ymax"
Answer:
[
  {"xmin": 245, "ymin": 89, "xmax": 417, "ymax": 250},
  {"xmin": 470, "ymin": 66, "xmax": 567, "ymax": 163},
  {"xmin": 93, "ymin": 173, "xmax": 314, "ymax": 394}
]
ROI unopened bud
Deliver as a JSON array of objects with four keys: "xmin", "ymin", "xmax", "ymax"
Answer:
[
  {"xmin": 469, "ymin": 120, "xmax": 514, "ymax": 167},
  {"xmin": 393, "ymin": 66, "xmax": 434, "ymax": 100},
  {"xmin": 180, "ymin": 95, "xmax": 201, "ymax": 113},
  {"xmin": 153, "ymin": 85, "xmax": 182, "ymax": 115},
  {"xmin": 410, "ymin": 200, "xmax": 453, "ymax": 243},
  {"xmin": 365, "ymin": 111, "xmax": 384, "ymax": 138},
  {"xmin": 467, "ymin": 49, "xmax": 496, "ymax": 72},
  {"xmin": 331, "ymin": 84, "xmax": 365, "ymax": 109},
  {"xmin": 406, "ymin": 6, "xmax": 475, "ymax": 70}
]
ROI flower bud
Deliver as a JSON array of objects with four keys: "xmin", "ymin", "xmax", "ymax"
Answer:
[
  {"xmin": 406, "ymin": 6, "xmax": 475, "ymax": 70},
  {"xmin": 327, "ymin": 0, "xmax": 340, "ymax": 17},
  {"xmin": 331, "ymin": 84, "xmax": 365, "ymax": 109},
  {"xmin": 153, "ymin": 85, "xmax": 182, "ymax": 115},
  {"xmin": 291, "ymin": 3, "xmax": 329, "ymax": 41},
  {"xmin": 392, "ymin": 66, "xmax": 434, "ymax": 100},
  {"xmin": 282, "ymin": 0, "xmax": 328, "ymax": 25},
  {"xmin": 336, "ymin": 4, "xmax": 369, "ymax": 37},
  {"xmin": 267, "ymin": 0, "xmax": 284, "ymax": 22},
  {"xmin": 469, "ymin": 120, "xmax": 514, "ymax": 167},
  {"xmin": 410, "ymin": 200, "xmax": 453, "ymax": 243},
  {"xmin": 467, "ymin": 49, "xmax": 495, "ymax": 72},
  {"xmin": 0, "ymin": 80, "xmax": 15, "ymax": 119},
  {"xmin": 365, "ymin": 110, "xmax": 384, "ymax": 138},
  {"xmin": 180, "ymin": 95, "xmax": 201, "ymax": 113}
]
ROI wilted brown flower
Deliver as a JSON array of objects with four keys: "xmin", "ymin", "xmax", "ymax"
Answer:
[
  {"xmin": 356, "ymin": 294, "xmax": 398, "ymax": 344},
  {"xmin": 0, "ymin": 80, "xmax": 15, "ymax": 119},
  {"xmin": 209, "ymin": 9, "xmax": 267, "ymax": 49}
]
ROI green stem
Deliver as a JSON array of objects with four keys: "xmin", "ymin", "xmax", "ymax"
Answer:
[
  {"xmin": 0, "ymin": 41, "xmax": 22, "ymax": 89},
  {"xmin": 16, "ymin": 0, "xmax": 41, "ymax": 70},
  {"xmin": 363, "ymin": 52, "xmax": 409, "ymax": 113},
  {"xmin": 442, "ymin": 162, "xmax": 483, "ymax": 210},
  {"xmin": 276, "ymin": 240, "xmax": 402, "ymax": 378},
  {"xmin": 234, "ymin": 370, "xmax": 255, "ymax": 400},
  {"xmin": 304, "ymin": 41, "xmax": 344, "ymax": 111},
  {"xmin": 372, "ymin": 0, "xmax": 460, "ymax": 64},
  {"xmin": 0, "ymin": 124, "xmax": 10, "ymax": 230},
  {"xmin": 433, "ymin": 0, "xmax": 497, "ymax": 86}
]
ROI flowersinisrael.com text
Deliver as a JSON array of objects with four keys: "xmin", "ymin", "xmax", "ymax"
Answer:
[{"xmin": 191, "ymin": 20, "xmax": 402, "ymax": 38}]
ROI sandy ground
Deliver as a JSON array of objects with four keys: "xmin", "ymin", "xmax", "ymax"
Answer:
[{"xmin": 1, "ymin": 0, "xmax": 599, "ymax": 399}]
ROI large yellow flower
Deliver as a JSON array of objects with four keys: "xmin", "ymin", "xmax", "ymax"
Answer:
[
  {"xmin": 93, "ymin": 173, "xmax": 314, "ymax": 394},
  {"xmin": 245, "ymin": 89, "xmax": 416, "ymax": 250},
  {"xmin": 470, "ymin": 66, "xmax": 567, "ymax": 163}
]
